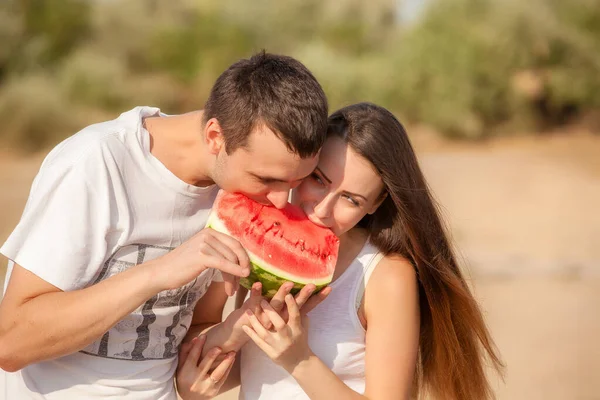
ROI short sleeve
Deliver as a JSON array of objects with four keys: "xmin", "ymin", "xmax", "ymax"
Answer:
[
  {"xmin": 212, "ymin": 270, "xmax": 224, "ymax": 282},
  {"xmin": 0, "ymin": 146, "xmax": 115, "ymax": 292}
]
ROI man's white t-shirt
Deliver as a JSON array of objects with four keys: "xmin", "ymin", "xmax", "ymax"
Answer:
[{"xmin": 0, "ymin": 107, "xmax": 221, "ymax": 399}]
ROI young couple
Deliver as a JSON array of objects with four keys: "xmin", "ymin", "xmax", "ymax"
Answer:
[{"xmin": 0, "ymin": 52, "xmax": 502, "ymax": 400}]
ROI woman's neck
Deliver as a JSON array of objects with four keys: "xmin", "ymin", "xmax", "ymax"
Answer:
[{"xmin": 331, "ymin": 228, "xmax": 370, "ymax": 282}]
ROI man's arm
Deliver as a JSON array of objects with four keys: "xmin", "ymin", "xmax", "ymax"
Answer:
[
  {"xmin": 0, "ymin": 229, "xmax": 250, "ymax": 373},
  {"xmin": 0, "ymin": 262, "xmax": 161, "ymax": 372}
]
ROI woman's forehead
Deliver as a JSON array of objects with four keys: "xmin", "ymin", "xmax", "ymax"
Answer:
[{"xmin": 318, "ymin": 138, "xmax": 383, "ymax": 196}]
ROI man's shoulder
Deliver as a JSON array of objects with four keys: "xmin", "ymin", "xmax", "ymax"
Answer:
[{"xmin": 42, "ymin": 106, "xmax": 157, "ymax": 173}]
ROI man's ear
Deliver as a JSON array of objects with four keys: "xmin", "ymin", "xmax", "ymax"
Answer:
[
  {"xmin": 367, "ymin": 191, "xmax": 388, "ymax": 215},
  {"xmin": 205, "ymin": 118, "xmax": 225, "ymax": 155}
]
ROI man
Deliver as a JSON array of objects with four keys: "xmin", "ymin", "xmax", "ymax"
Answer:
[{"xmin": 0, "ymin": 52, "xmax": 328, "ymax": 399}]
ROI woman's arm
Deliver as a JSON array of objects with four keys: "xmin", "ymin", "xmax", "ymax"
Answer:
[
  {"xmin": 362, "ymin": 255, "xmax": 420, "ymax": 400},
  {"xmin": 243, "ymin": 255, "xmax": 420, "ymax": 400}
]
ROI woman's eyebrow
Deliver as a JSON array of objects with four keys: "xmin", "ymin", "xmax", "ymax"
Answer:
[{"xmin": 315, "ymin": 167, "xmax": 332, "ymax": 184}]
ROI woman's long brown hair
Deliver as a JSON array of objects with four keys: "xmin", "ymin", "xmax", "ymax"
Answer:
[{"xmin": 328, "ymin": 103, "xmax": 504, "ymax": 400}]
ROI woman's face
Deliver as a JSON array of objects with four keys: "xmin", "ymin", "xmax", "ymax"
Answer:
[{"xmin": 292, "ymin": 136, "xmax": 386, "ymax": 237}]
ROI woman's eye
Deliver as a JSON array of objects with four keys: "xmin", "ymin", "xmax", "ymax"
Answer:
[
  {"xmin": 310, "ymin": 173, "xmax": 324, "ymax": 185},
  {"xmin": 343, "ymin": 195, "xmax": 360, "ymax": 207}
]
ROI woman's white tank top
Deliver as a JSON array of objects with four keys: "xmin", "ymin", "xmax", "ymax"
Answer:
[{"xmin": 239, "ymin": 242, "xmax": 383, "ymax": 399}]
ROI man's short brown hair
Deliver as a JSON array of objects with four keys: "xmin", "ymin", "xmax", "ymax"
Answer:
[{"xmin": 203, "ymin": 51, "xmax": 328, "ymax": 158}]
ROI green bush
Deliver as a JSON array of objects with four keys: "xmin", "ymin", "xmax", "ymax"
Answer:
[
  {"xmin": 0, "ymin": 75, "xmax": 84, "ymax": 151},
  {"xmin": 0, "ymin": 0, "xmax": 599, "ymax": 151}
]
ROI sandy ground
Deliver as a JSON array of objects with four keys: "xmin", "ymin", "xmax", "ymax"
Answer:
[{"xmin": 1, "ymin": 132, "xmax": 599, "ymax": 399}]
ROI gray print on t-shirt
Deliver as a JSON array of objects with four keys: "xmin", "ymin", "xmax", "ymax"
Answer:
[{"xmin": 79, "ymin": 244, "xmax": 214, "ymax": 361}]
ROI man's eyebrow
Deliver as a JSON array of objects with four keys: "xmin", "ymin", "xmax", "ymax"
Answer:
[
  {"xmin": 250, "ymin": 172, "xmax": 305, "ymax": 183},
  {"xmin": 315, "ymin": 167, "xmax": 332, "ymax": 184}
]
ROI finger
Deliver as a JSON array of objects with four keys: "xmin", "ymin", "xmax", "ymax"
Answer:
[
  {"xmin": 198, "ymin": 346, "xmax": 222, "ymax": 377},
  {"xmin": 204, "ymin": 255, "xmax": 249, "ymax": 278},
  {"xmin": 248, "ymin": 282, "xmax": 263, "ymax": 312},
  {"xmin": 246, "ymin": 282, "xmax": 273, "ymax": 329},
  {"xmin": 240, "ymin": 282, "xmax": 262, "ymax": 312},
  {"xmin": 178, "ymin": 341, "xmax": 193, "ymax": 371},
  {"xmin": 203, "ymin": 233, "xmax": 242, "ymax": 267},
  {"xmin": 285, "ymin": 294, "xmax": 302, "ymax": 328},
  {"xmin": 260, "ymin": 300, "xmax": 287, "ymax": 331},
  {"xmin": 205, "ymin": 235, "xmax": 241, "ymax": 297},
  {"xmin": 211, "ymin": 351, "xmax": 231, "ymax": 365},
  {"xmin": 222, "ymin": 273, "xmax": 239, "ymax": 297},
  {"xmin": 242, "ymin": 325, "xmax": 272, "ymax": 355},
  {"xmin": 206, "ymin": 229, "xmax": 251, "ymax": 271},
  {"xmin": 293, "ymin": 283, "xmax": 316, "ymax": 309},
  {"xmin": 183, "ymin": 335, "xmax": 206, "ymax": 371},
  {"xmin": 209, "ymin": 352, "xmax": 236, "ymax": 383},
  {"xmin": 219, "ymin": 353, "xmax": 237, "ymax": 388},
  {"xmin": 246, "ymin": 310, "xmax": 270, "ymax": 340},
  {"xmin": 269, "ymin": 281, "xmax": 294, "ymax": 312},
  {"xmin": 299, "ymin": 285, "xmax": 331, "ymax": 316},
  {"xmin": 280, "ymin": 284, "xmax": 317, "ymax": 321}
]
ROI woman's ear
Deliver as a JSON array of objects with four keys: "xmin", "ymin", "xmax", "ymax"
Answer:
[
  {"xmin": 367, "ymin": 190, "xmax": 387, "ymax": 215},
  {"xmin": 205, "ymin": 117, "xmax": 225, "ymax": 155}
]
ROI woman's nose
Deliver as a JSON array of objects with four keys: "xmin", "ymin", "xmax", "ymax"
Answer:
[{"xmin": 313, "ymin": 195, "xmax": 334, "ymax": 220}]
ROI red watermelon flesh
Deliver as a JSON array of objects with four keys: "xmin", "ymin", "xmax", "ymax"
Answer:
[{"xmin": 206, "ymin": 191, "xmax": 339, "ymax": 297}]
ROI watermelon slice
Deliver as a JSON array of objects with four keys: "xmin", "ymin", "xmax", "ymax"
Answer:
[{"xmin": 206, "ymin": 191, "xmax": 339, "ymax": 298}]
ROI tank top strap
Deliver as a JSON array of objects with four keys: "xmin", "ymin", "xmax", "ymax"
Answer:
[{"xmin": 352, "ymin": 243, "xmax": 384, "ymax": 312}]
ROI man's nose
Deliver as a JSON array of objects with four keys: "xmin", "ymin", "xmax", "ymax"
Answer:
[{"xmin": 266, "ymin": 190, "xmax": 290, "ymax": 209}]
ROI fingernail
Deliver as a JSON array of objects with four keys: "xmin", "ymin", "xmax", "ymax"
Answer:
[
  {"xmin": 261, "ymin": 300, "xmax": 269, "ymax": 308},
  {"xmin": 245, "ymin": 309, "xmax": 253, "ymax": 316},
  {"xmin": 198, "ymin": 334, "xmax": 206, "ymax": 341},
  {"xmin": 213, "ymin": 348, "xmax": 222, "ymax": 355},
  {"xmin": 286, "ymin": 294, "xmax": 293, "ymax": 300}
]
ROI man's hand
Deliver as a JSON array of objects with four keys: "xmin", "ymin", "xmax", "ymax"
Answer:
[
  {"xmin": 176, "ymin": 335, "xmax": 236, "ymax": 400},
  {"xmin": 156, "ymin": 228, "xmax": 250, "ymax": 294}
]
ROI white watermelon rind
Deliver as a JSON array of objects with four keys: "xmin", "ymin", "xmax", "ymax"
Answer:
[{"xmin": 206, "ymin": 212, "xmax": 333, "ymax": 297}]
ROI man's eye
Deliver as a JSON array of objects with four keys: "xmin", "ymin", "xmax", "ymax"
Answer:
[{"xmin": 257, "ymin": 177, "xmax": 274, "ymax": 184}]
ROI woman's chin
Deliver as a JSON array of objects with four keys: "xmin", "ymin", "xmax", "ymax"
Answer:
[{"xmin": 307, "ymin": 214, "xmax": 330, "ymax": 229}]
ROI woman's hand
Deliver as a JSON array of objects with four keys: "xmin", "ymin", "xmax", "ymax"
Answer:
[
  {"xmin": 223, "ymin": 281, "xmax": 330, "ymax": 351},
  {"xmin": 176, "ymin": 335, "xmax": 236, "ymax": 400},
  {"xmin": 242, "ymin": 294, "xmax": 313, "ymax": 374}
]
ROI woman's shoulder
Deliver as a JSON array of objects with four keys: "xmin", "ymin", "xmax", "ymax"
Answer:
[
  {"xmin": 375, "ymin": 253, "xmax": 417, "ymax": 283},
  {"xmin": 366, "ymin": 253, "xmax": 418, "ymax": 308}
]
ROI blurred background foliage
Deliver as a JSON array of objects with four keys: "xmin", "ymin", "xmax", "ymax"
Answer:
[{"xmin": 1, "ymin": 0, "xmax": 599, "ymax": 151}]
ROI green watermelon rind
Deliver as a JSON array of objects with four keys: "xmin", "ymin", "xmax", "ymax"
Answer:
[
  {"xmin": 207, "ymin": 211, "xmax": 333, "ymax": 298},
  {"xmin": 238, "ymin": 262, "xmax": 330, "ymax": 298}
]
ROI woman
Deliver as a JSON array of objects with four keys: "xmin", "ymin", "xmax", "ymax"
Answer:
[
  {"xmin": 176, "ymin": 102, "xmax": 504, "ymax": 399},
  {"xmin": 237, "ymin": 102, "xmax": 504, "ymax": 400}
]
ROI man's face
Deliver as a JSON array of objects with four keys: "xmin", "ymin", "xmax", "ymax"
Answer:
[{"xmin": 213, "ymin": 125, "xmax": 319, "ymax": 209}]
